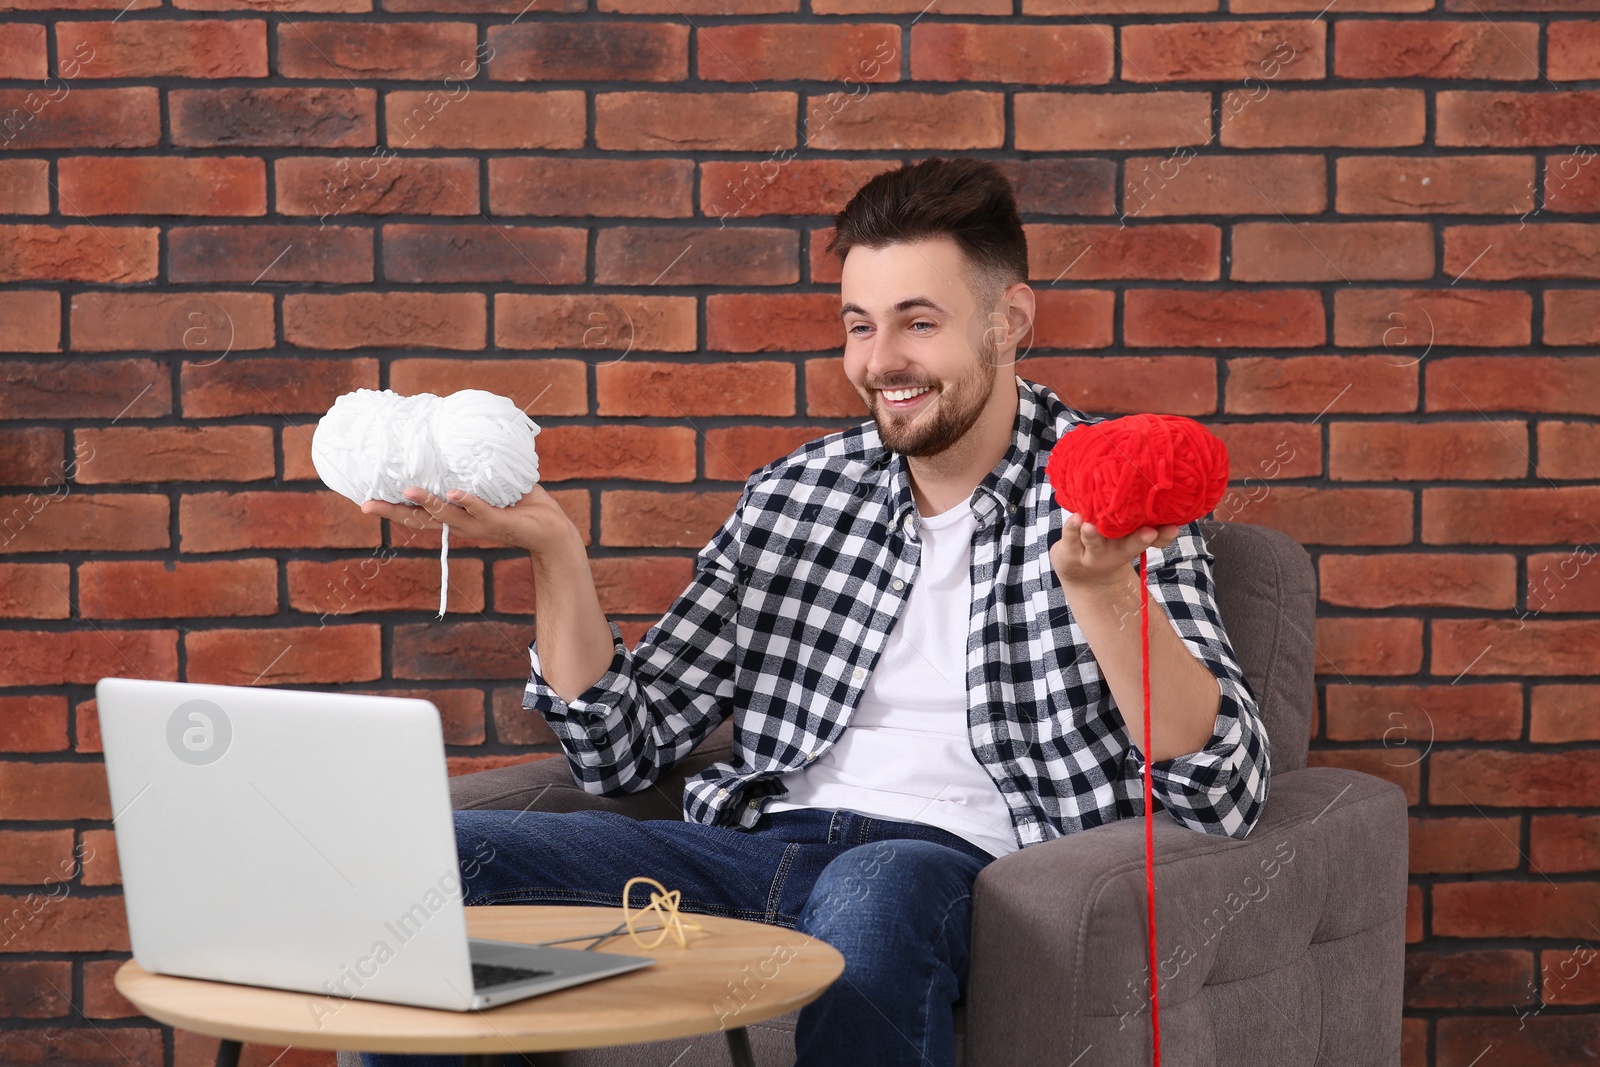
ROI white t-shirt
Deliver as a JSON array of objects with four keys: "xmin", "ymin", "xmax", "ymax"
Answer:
[{"xmin": 764, "ymin": 495, "xmax": 1019, "ymax": 859}]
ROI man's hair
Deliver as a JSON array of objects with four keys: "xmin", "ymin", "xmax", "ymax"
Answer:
[{"xmin": 826, "ymin": 155, "xmax": 1029, "ymax": 314}]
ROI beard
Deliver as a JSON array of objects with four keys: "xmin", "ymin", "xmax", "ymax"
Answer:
[{"xmin": 868, "ymin": 334, "xmax": 999, "ymax": 459}]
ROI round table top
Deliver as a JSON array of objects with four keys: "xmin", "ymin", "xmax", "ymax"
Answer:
[{"xmin": 114, "ymin": 904, "xmax": 845, "ymax": 1055}]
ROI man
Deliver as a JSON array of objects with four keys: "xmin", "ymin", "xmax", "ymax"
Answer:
[{"xmin": 358, "ymin": 155, "xmax": 1270, "ymax": 1067}]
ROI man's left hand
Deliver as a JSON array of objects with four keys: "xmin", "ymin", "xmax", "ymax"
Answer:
[{"xmin": 1051, "ymin": 513, "xmax": 1182, "ymax": 593}]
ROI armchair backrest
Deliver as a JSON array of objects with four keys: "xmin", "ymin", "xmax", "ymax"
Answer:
[{"xmin": 1196, "ymin": 518, "xmax": 1317, "ymax": 773}]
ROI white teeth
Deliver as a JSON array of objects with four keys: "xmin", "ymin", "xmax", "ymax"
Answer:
[{"xmin": 882, "ymin": 386, "xmax": 931, "ymax": 402}]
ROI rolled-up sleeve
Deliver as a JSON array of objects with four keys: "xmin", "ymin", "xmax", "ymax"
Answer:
[{"xmin": 1120, "ymin": 521, "xmax": 1272, "ymax": 839}]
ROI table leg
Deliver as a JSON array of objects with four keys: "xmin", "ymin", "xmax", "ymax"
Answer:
[
  {"xmin": 724, "ymin": 1027, "xmax": 757, "ymax": 1067},
  {"xmin": 215, "ymin": 1040, "xmax": 242, "ymax": 1067}
]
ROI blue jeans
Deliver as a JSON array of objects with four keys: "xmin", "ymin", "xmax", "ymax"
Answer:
[{"xmin": 358, "ymin": 804, "xmax": 997, "ymax": 1067}]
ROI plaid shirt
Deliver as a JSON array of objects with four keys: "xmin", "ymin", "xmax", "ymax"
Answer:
[{"xmin": 525, "ymin": 374, "xmax": 1272, "ymax": 847}]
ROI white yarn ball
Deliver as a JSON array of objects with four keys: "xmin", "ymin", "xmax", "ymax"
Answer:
[
  {"xmin": 311, "ymin": 387, "xmax": 542, "ymax": 619},
  {"xmin": 312, "ymin": 388, "xmax": 541, "ymax": 509}
]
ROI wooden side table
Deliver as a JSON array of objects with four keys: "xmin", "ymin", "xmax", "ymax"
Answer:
[{"xmin": 115, "ymin": 904, "xmax": 845, "ymax": 1067}]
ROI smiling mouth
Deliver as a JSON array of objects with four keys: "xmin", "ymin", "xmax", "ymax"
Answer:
[{"xmin": 879, "ymin": 385, "xmax": 935, "ymax": 410}]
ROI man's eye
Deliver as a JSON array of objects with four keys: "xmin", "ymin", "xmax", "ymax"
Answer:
[
  {"xmin": 911, "ymin": 321, "xmax": 934, "ymax": 332},
  {"xmin": 849, "ymin": 324, "xmax": 870, "ymax": 336}
]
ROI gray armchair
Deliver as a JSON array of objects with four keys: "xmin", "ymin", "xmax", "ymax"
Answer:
[{"xmin": 345, "ymin": 519, "xmax": 1408, "ymax": 1066}]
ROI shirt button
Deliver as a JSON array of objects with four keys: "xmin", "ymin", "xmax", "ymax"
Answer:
[
  {"xmin": 808, "ymin": 749, "xmax": 821, "ymax": 759},
  {"xmin": 717, "ymin": 787, "xmax": 729, "ymax": 797},
  {"xmin": 852, "ymin": 666, "xmax": 866, "ymax": 682},
  {"xmin": 1008, "ymin": 503, "xmax": 1017, "ymax": 515},
  {"xmin": 903, "ymin": 515, "xmax": 915, "ymax": 534},
  {"xmin": 892, "ymin": 578, "xmax": 905, "ymax": 591}
]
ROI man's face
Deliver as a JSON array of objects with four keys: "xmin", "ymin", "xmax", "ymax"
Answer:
[{"xmin": 839, "ymin": 236, "xmax": 1001, "ymax": 459}]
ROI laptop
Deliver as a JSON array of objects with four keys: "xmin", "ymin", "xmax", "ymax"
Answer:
[{"xmin": 95, "ymin": 676, "xmax": 655, "ymax": 1015}]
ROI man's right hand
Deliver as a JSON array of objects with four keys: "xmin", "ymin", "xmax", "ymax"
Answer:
[{"xmin": 359, "ymin": 484, "xmax": 576, "ymax": 557}]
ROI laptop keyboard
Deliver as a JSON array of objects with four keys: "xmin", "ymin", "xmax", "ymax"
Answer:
[{"xmin": 472, "ymin": 962, "xmax": 555, "ymax": 990}]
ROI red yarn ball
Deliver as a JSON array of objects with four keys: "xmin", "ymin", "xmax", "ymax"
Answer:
[{"xmin": 1045, "ymin": 413, "xmax": 1229, "ymax": 540}]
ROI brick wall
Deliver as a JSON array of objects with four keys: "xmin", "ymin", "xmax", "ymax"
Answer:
[{"xmin": 2, "ymin": 0, "xmax": 1598, "ymax": 1064}]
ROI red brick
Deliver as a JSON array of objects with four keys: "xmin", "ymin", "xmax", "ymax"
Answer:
[
  {"xmin": 1016, "ymin": 91, "xmax": 1209, "ymax": 150},
  {"xmin": 704, "ymin": 425, "xmax": 836, "ymax": 482},
  {"xmin": 0, "ymin": 160, "xmax": 49, "ymax": 214},
  {"xmin": 1211, "ymin": 422, "xmax": 1322, "ymax": 480},
  {"xmin": 0, "ymin": 360, "xmax": 169, "ymax": 421},
  {"xmin": 180, "ymin": 490, "xmax": 376, "ymax": 552},
  {"xmin": 392, "ymin": 622, "xmax": 529, "ymax": 681},
  {"xmin": 706, "ymin": 293, "xmax": 841, "ymax": 352},
  {"xmin": 1320, "ymin": 553, "xmax": 1517, "ymax": 611},
  {"xmin": 1546, "ymin": 291, "xmax": 1600, "ymax": 346},
  {"xmin": 185, "ymin": 625, "xmax": 381, "ymax": 685},
  {"xmin": 1029, "ymin": 223, "xmax": 1219, "ymax": 281},
  {"xmin": 169, "ymin": 225, "xmax": 372, "ymax": 284},
  {"xmin": 286, "ymin": 557, "xmax": 484, "ymax": 618},
  {"xmin": 1429, "ymin": 355, "xmax": 1600, "ymax": 414},
  {"xmin": 495, "ymin": 294, "xmax": 697, "ymax": 353},
  {"xmin": 178, "ymin": 0, "xmax": 367, "ymax": 8},
  {"xmin": 74, "ymin": 426, "xmax": 274, "ymax": 484},
  {"xmin": 0, "ymin": 564, "xmax": 69, "ymax": 619},
  {"xmin": 1122, "ymin": 153, "xmax": 1325, "ymax": 218},
  {"xmin": 1445, "ymin": 222, "xmax": 1600, "ymax": 281},
  {"xmin": 1405, "ymin": 949, "xmax": 1534, "ymax": 1008},
  {"xmin": 1406, "ymin": 885, "xmax": 1422, "ymax": 944},
  {"xmin": 0, "ymin": 87, "xmax": 159, "ymax": 149},
  {"xmin": 1336, "ymin": 154, "xmax": 1534, "ymax": 215},
  {"xmin": 1121, "ymin": 20, "xmax": 1324, "ymax": 82},
  {"xmin": 1023, "ymin": 289, "xmax": 1117, "ymax": 350},
  {"xmin": 171, "ymin": 88, "xmax": 375, "ymax": 147},
  {"xmin": 597, "ymin": 361, "xmax": 795, "ymax": 417},
  {"xmin": 447, "ymin": 753, "xmax": 551, "ymax": 777},
  {"xmin": 595, "ymin": 226, "xmax": 796, "ymax": 287},
  {"xmin": 1530, "ymin": 814, "xmax": 1600, "ymax": 874},
  {"xmin": 0, "ymin": 291, "xmax": 56, "ymax": 352},
  {"xmin": 56, "ymin": 19, "xmax": 266, "ymax": 78},
  {"xmin": 1125, "ymin": 289, "xmax": 1324, "ymax": 348},
  {"xmin": 1329, "ymin": 420, "xmax": 1526, "ymax": 481},
  {"xmin": 0, "ymin": 428, "xmax": 62, "ymax": 483},
  {"xmin": 1225, "ymin": 355, "xmax": 1418, "ymax": 415},
  {"xmin": 0, "ymin": 696, "xmax": 67, "ymax": 753},
  {"xmin": 383, "ymin": 224, "xmax": 586, "ymax": 285},
  {"xmin": 1434, "ymin": 882, "xmax": 1600, "ymax": 939},
  {"xmin": 1304, "ymin": 747, "xmax": 1418, "ymax": 802},
  {"xmin": 600, "ymin": 490, "xmax": 741, "ymax": 548},
  {"xmin": 1334, "ymin": 289, "xmax": 1531, "ymax": 348},
  {"xmin": 1216, "ymin": 486, "xmax": 1413, "ymax": 544},
  {"xmin": 182, "ymin": 356, "xmax": 378, "ymax": 417},
  {"xmin": 0, "ymin": 1026, "xmax": 160, "ymax": 1064},
  {"xmin": 385, "ymin": 90, "xmax": 584, "ymax": 150},
  {"xmin": 0, "ymin": 225, "xmax": 157, "ymax": 283},
  {"xmin": 1312, "ymin": 617, "xmax": 1424, "ymax": 676},
  {"xmin": 1336, "ymin": 20, "xmax": 1540, "ymax": 80},
  {"xmin": 597, "ymin": 91, "xmax": 796, "ymax": 151},
  {"xmin": 1434, "ymin": 618, "xmax": 1600, "ymax": 677},
  {"xmin": 1550, "ymin": 20, "xmax": 1600, "ymax": 80},
  {"xmin": 702, "ymin": 159, "xmax": 893, "ymax": 225},
  {"xmin": 0, "ymin": 24, "xmax": 45, "ymax": 78},
  {"xmin": 82, "ymin": 959, "xmax": 138, "ymax": 1019},
  {"xmin": 275, "ymin": 156, "xmax": 480, "ymax": 219},
  {"xmin": 58, "ymin": 154, "xmax": 265, "ymax": 214},
  {"xmin": 1423, "ymin": 487, "xmax": 1600, "ymax": 544},
  {"xmin": 0, "ymin": 0, "xmax": 159, "ymax": 6},
  {"xmin": 283, "ymin": 292, "xmax": 484, "ymax": 350},
  {"xmin": 1232, "ymin": 222, "xmax": 1433, "ymax": 281},
  {"xmin": 1540, "ymin": 948, "xmax": 1600, "ymax": 1006},
  {"xmin": 491, "ymin": 22, "xmax": 686, "ymax": 80},
  {"xmin": 0, "ymin": 495, "xmax": 170, "ymax": 555},
  {"xmin": 1232, "ymin": 0, "xmax": 1429, "ymax": 7},
  {"xmin": 997, "ymin": 158, "xmax": 1119, "ymax": 217},
  {"xmin": 805, "ymin": 90, "xmax": 1002, "ymax": 150},
  {"xmin": 698, "ymin": 23, "xmax": 894, "ymax": 82},
  {"xmin": 79, "ymin": 559, "xmax": 278, "ymax": 619},
  {"xmin": 0, "ymin": 762, "xmax": 113, "ymax": 820},
  {"xmin": 1325, "ymin": 682, "xmax": 1522, "ymax": 743},
  {"xmin": 827, "ymin": 0, "xmax": 1001, "ymax": 9},
  {"xmin": 70, "ymin": 291, "xmax": 274, "ymax": 352},
  {"xmin": 493, "ymin": 555, "xmax": 694, "ymax": 616},
  {"xmin": 805, "ymin": 357, "xmax": 868, "ymax": 417},
  {"xmin": 79, "ymin": 829, "xmax": 117, "ymax": 885},
  {"xmin": 912, "ymin": 23, "xmax": 1110, "ymax": 84},
  {"xmin": 0, "ymin": 829, "xmax": 74, "ymax": 882},
  {"xmin": 532, "ymin": 425, "xmax": 697, "ymax": 482},
  {"xmin": 0, "ymin": 960, "xmax": 72, "ymax": 1018},
  {"xmin": 1543, "ymin": 148, "xmax": 1600, "ymax": 215},
  {"xmin": 1410, "ymin": 814, "xmax": 1522, "ymax": 876},
  {"xmin": 1526, "ymin": 548, "xmax": 1600, "ymax": 615},
  {"xmin": 1022, "ymin": 356, "xmax": 1216, "ymax": 415},
  {"xmin": 491, "ymin": 688, "xmax": 557, "ymax": 746},
  {"xmin": 494, "ymin": 157, "xmax": 693, "ymax": 218},
  {"xmin": 1221, "ymin": 89, "xmax": 1425, "ymax": 147},
  {"xmin": 343, "ymin": 687, "xmax": 485, "ymax": 747},
  {"xmin": 387, "ymin": 358, "xmax": 586, "ymax": 415},
  {"xmin": 1531, "ymin": 685, "xmax": 1600, "ymax": 743},
  {"xmin": 1529, "ymin": 422, "xmax": 1593, "ymax": 479},
  {"xmin": 277, "ymin": 21, "xmax": 477, "ymax": 79},
  {"xmin": 1439, "ymin": 90, "xmax": 1600, "ymax": 146}
]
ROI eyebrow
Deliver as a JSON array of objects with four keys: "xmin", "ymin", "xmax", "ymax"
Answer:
[{"xmin": 839, "ymin": 296, "xmax": 950, "ymax": 320}]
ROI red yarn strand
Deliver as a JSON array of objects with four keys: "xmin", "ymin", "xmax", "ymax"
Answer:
[{"xmin": 1142, "ymin": 550, "xmax": 1161, "ymax": 1066}]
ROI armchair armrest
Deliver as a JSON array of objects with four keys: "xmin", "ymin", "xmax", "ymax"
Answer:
[{"xmin": 963, "ymin": 767, "xmax": 1408, "ymax": 1067}]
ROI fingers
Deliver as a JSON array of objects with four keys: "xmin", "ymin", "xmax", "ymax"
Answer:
[{"xmin": 359, "ymin": 498, "xmax": 435, "ymax": 528}]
